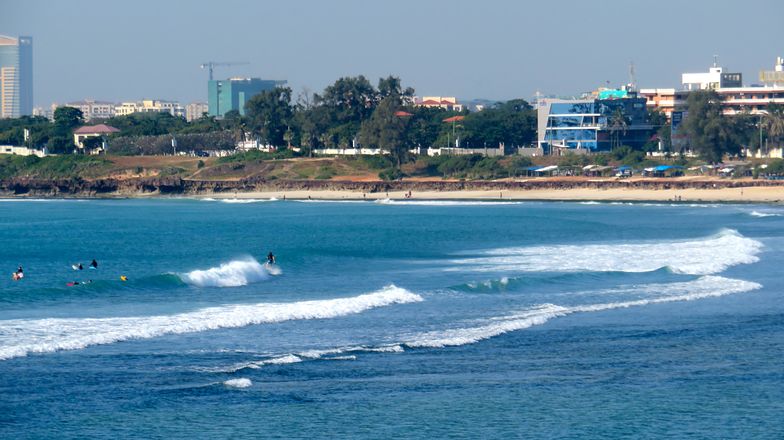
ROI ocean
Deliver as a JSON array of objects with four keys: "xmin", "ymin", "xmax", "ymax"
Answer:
[{"xmin": 1, "ymin": 198, "xmax": 782, "ymax": 439}]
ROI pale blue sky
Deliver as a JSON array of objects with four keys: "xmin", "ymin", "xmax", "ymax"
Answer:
[{"xmin": 2, "ymin": 0, "xmax": 783, "ymax": 106}]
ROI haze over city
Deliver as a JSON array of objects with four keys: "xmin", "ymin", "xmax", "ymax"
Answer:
[{"xmin": 3, "ymin": 0, "xmax": 783, "ymax": 106}]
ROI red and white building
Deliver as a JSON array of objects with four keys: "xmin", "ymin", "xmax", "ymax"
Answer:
[{"xmin": 414, "ymin": 96, "xmax": 463, "ymax": 112}]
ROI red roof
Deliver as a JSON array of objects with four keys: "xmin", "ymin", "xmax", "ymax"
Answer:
[
  {"xmin": 73, "ymin": 124, "xmax": 120, "ymax": 134},
  {"xmin": 442, "ymin": 115, "xmax": 465, "ymax": 123},
  {"xmin": 394, "ymin": 110, "xmax": 413, "ymax": 117}
]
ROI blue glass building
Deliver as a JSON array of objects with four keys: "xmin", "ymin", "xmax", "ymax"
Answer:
[
  {"xmin": 537, "ymin": 95, "xmax": 652, "ymax": 153},
  {"xmin": 208, "ymin": 77, "xmax": 286, "ymax": 118},
  {"xmin": 0, "ymin": 35, "xmax": 33, "ymax": 118}
]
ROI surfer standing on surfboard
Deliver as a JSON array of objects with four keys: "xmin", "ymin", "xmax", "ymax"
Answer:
[{"xmin": 267, "ymin": 252, "xmax": 275, "ymax": 265}]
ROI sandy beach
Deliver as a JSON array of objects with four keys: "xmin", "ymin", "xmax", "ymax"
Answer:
[{"xmin": 202, "ymin": 184, "xmax": 784, "ymax": 203}]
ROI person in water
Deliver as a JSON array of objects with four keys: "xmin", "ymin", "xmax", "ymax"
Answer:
[
  {"xmin": 267, "ymin": 252, "xmax": 275, "ymax": 264},
  {"xmin": 16, "ymin": 265, "xmax": 23, "ymax": 275},
  {"xmin": 76, "ymin": 263, "xmax": 83, "ymax": 270},
  {"xmin": 90, "ymin": 259, "xmax": 98, "ymax": 269}
]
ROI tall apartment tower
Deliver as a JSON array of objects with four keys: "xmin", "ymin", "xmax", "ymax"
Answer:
[{"xmin": 0, "ymin": 35, "xmax": 33, "ymax": 118}]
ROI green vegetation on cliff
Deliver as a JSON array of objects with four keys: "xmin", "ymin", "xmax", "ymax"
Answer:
[{"xmin": 0, "ymin": 155, "xmax": 112, "ymax": 179}]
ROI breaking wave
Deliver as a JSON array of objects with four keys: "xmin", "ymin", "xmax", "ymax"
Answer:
[
  {"xmin": 178, "ymin": 258, "xmax": 277, "ymax": 287},
  {"xmin": 404, "ymin": 276, "xmax": 761, "ymax": 348},
  {"xmin": 223, "ymin": 378, "xmax": 252, "ymax": 388},
  {"xmin": 212, "ymin": 275, "xmax": 760, "ymax": 372},
  {"xmin": 450, "ymin": 229, "xmax": 762, "ymax": 275},
  {"xmin": 0, "ymin": 285, "xmax": 423, "ymax": 360}
]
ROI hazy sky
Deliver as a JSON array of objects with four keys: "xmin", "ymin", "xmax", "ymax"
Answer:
[{"xmin": 3, "ymin": 0, "xmax": 783, "ymax": 106}]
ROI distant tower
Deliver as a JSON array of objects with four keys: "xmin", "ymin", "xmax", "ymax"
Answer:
[
  {"xmin": 628, "ymin": 61, "xmax": 637, "ymax": 91},
  {"xmin": 0, "ymin": 35, "xmax": 33, "ymax": 118},
  {"xmin": 713, "ymin": 54, "xmax": 719, "ymax": 68}
]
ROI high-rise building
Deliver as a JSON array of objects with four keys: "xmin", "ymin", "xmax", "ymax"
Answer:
[
  {"xmin": 208, "ymin": 77, "xmax": 286, "ymax": 118},
  {"xmin": 0, "ymin": 35, "xmax": 33, "ymax": 118}
]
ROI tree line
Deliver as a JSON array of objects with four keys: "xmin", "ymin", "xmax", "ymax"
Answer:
[{"xmin": 1, "ymin": 79, "xmax": 782, "ymax": 164}]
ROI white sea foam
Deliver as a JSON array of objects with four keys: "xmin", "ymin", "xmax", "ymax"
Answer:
[
  {"xmin": 450, "ymin": 229, "xmax": 762, "ymax": 275},
  {"xmin": 375, "ymin": 199, "xmax": 523, "ymax": 206},
  {"xmin": 0, "ymin": 285, "xmax": 423, "ymax": 360},
  {"xmin": 223, "ymin": 378, "xmax": 252, "ymax": 388},
  {"xmin": 749, "ymin": 210, "xmax": 782, "ymax": 218},
  {"xmin": 199, "ymin": 198, "xmax": 276, "ymax": 204},
  {"xmin": 405, "ymin": 276, "xmax": 761, "ymax": 348},
  {"xmin": 179, "ymin": 258, "xmax": 277, "ymax": 287}
]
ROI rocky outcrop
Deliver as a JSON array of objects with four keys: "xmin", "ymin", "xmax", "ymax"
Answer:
[{"xmin": 0, "ymin": 177, "xmax": 782, "ymax": 198}]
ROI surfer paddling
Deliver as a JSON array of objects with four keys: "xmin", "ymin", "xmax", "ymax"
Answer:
[{"xmin": 12, "ymin": 265, "xmax": 24, "ymax": 281}]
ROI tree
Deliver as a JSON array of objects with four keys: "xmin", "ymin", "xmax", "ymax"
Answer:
[
  {"xmin": 461, "ymin": 99, "xmax": 536, "ymax": 149},
  {"xmin": 377, "ymin": 75, "xmax": 414, "ymax": 104},
  {"xmin": 358, "ymin": 96, "xmax": 409, "ymax": 166},
  {"xmin": 48, "ymin": 106, "xmax": 84, "ymax": 153},
  {"xmin": 682, "ymin": 90, "xmax": 742, "ymax": 163},
  {"xmin": 53, "ymin": 106, "xmax": 84, "ymax": 130},
  {"xmin": 608, "ymin": 108, "xmax": 629, "ymax": 149},
  {"xmin": 317, "ymin": 76, "xmax": 377, "ymax": 142},
  {"xmin": 763, "ymin": 103, "xmax": 784, "ymax": 148},
  {"xmin": 245, "ymin": 87, "xmax": 293, "ymax": 146}
]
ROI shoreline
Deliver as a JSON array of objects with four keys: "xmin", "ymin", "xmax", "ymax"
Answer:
[
  {"xmin": 0, "ymin": 177, "xmax": 782, "ymax": 203},
  {"xmin": 198, "ymin": 186, "xmax": 782, "ymax": 203}
]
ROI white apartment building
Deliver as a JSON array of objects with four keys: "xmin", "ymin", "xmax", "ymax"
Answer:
[
  {"xmin": 114, "ymin": 99, "xmax": 185, "ymax": 118},
  {"xmin": 63, "ymin": 100, "xmax": 115, "ymax": 121}
]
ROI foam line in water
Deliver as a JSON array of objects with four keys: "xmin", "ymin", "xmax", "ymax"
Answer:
[
  {"xmin": 210, "ymin": 276, "xmax": 760, "ymax": 372},
  {"xmin": 404, "ymin": 276, "xmax": 761, "ymax": 348},
  {"xmin": 178, "ymin": 258, "xmax": 277, "ymax": 287},
  {"xmin": 749, "ymin": 210, "xmax": 782, "ymax": 218},
  {"xmin": 450, "ymin": 229, "xmax": 762, "ymax": 275},
  {"xmin": 375, "ymin": 199, "xmax": 523, "ymax": 206},
  {"xmin": 0, "ymin": 285, "xmax": 423, "ymax": 361}
]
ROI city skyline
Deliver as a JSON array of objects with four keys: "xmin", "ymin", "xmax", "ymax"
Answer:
[{"xmin": 2, "ymin": 0, "xmax": 784, "ymax": 107}]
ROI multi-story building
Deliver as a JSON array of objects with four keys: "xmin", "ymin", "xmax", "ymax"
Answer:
[
  {"xmin": 185, "ymin": 102, "xmax": 209, "ymax": 121},
  {"xmin": 63, "ymin": 100, "xmax": 116, "ymax": 121},
  {"xmin": 0, "ymin": 35, "xmax": 32, "ymax": 118},
  {"xmin": 414, "ymin": 96, "xmax": 463, "ymax": 112},
  {"xmin": 114, "ymin": 99, "xmax": 185, "ymax": 118},
  {"xmin": 208, "ymin": 77, "xmax": 286, "ymax": 117},
  {"xmin": 641, "ymin": 58, "xmax": 784, "ymax": 118},
  {"xmin": 537, "ymin": 94, "xmax": 653, "ymax": 153},
  {"xmin": 681, "ymin": 60, "xmax": 742, "ymax": 91}
]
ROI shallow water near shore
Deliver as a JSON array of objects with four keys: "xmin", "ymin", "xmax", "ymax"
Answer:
[{"xmin": 1, "ymin": 199, "xmax": 783, "ymax": 438}]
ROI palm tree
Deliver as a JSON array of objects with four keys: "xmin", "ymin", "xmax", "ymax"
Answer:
[
  {"xmin": 608, "ymin": 108, "xmax": 629, "ymax": 149},
  {"xmin": 762, "ymin": 103, "xmax": 784, "ymax": 149}
]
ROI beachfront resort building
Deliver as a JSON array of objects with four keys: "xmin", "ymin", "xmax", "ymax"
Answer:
[
  {"xmin": 0, "ymin": 35, "xmax": 33, "ymax": 118},
  {"xmin": 207, "ymin": 77, "xmax": 286, "ymax": 118},
  {"xmin": 537, "ymin": 94, "xmax": 653, "ymax": 153}
]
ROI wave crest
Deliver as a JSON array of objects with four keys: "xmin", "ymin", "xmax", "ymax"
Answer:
[
  {"xmin": 179, "ymin": 258, "xmax": 276, "ymax": 287},
  {"xmin": 0, "ymin": 285, "xmax": 423, "ymax": 361},
  {"xmin": 450, "ymin": 229, "xmax": 762, "ymax": 275}
]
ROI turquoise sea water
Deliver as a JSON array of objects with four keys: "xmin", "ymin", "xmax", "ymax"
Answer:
[{"xmin": 1, "ymin": 198, "xmax": 783, "ymax": 439}]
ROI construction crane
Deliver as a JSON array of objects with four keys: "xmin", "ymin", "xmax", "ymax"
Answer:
[{"xmin": 200, "ymin": 61, "xmax": 250, "ymax": 81}]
